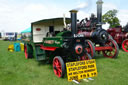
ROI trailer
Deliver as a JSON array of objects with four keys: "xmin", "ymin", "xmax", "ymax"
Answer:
[{"xmin": 3, "ymin": 32, "xmax": 17, "ymax": 41}]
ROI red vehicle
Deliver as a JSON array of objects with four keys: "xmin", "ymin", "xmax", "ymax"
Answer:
[
  {"xmin": 107, "ymin": 25, "xmax": 128, "ymax": 52},
  {"xmin": 77, "ymin": 0, "xmax": 119, "ymax": 58}
]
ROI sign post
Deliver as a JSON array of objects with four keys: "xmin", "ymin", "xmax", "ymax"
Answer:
[{"xmin": 66, "ymin": 59, "xmax": 97, "ymax": 81}]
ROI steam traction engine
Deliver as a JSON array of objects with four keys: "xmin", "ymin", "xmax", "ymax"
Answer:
[
  {"xmin": 77, "ymin": 0, "xmax": 119, "ymax": 58},
  {"xmin": 107, "ymin": 25, "xmax": 128, "ymax": 52},
  {"xmin": 23, "ymin": 10, "xmax": 95, "ymax": 78}
]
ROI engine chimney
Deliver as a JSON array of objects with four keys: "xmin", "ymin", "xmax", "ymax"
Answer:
[
  {"xmin": 96, "ymin": 0, "xmax": 103, "ymax": 27},
  {"xmin": 70, "ymin": 10, "xmax": 78, "ymax": 35}
]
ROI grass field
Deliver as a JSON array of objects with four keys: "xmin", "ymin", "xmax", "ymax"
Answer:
[{"xmin": 0, "ymin": 40, "xmax": 128, "ymax": 85}]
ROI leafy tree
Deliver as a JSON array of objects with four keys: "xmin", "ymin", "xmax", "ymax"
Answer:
[{"xmin": 102, "ymin": 9, "xmax": 120, "ymax": 28}]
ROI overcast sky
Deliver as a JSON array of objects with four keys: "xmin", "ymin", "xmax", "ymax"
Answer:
[{"xmin": 0, "ymin": 0, "xmax": 128, "ymax": 32}]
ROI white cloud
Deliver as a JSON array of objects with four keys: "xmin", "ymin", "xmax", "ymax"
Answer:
[
  {"xmin": 77, "ymin": 11, "xmax": 90, "ymax": 20},
  {"xmin": 118, "ymin": 10, "xmax": 128, "ymax": 26},
  {"xmin": 25, "ymin": 4, "xmax": 46, "ymax": 11},
  {"xmin": 0, "ymin": 0, "xmax": 127, "ymax": 33},
  {"xmin": 103, "ymin": 3, "xmax": 118, "ymax": 14},
  {"xmin": 0, "ymin": 2, "xmax": 69, "ymax": 32},
  {"xmin": 76, "ymin": 3, "xmax": 88, "ymax": 10}
]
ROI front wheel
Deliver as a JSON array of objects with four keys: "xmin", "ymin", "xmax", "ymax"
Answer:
[
  {"xmin": 122, "ymin": 39, "xmax": 128, "ymax": 52},
  {"xmin": 53, "ymin": 56, "xmax": 65, "ymax": 78},
  {"xmin": 102, "ymin": 39, "xmax": 119, "ymax": 58},
  {"xmin": 80, "ymin": 53, "xmax": 92, "ymax": 60},
  {"xmin": 85, "ymin": 40, "xmax": 95, "ymax": 58}
]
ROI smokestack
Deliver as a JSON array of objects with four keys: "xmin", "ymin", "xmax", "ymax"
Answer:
[
  {"xmin": 96, "ymin": 0, "xmax": 103, "ymax": 27},
  {"xmin": 70, "ymin": 10, "xmax": 78, "ymax": 35}
]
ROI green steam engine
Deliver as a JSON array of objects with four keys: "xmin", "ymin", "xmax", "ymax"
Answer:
[{"xmin": 23, "ymin": 10, "xmax": 94, "ymax": 78}]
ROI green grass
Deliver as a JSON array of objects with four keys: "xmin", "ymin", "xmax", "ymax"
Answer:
[{"xmin": 0, "ymin": 40, "xmax": 128, "ymax": 85}]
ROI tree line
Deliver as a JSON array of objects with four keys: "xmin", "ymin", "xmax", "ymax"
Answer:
[{"xmin": 102, "ymin": 9, "xmax": 128, "ymax": 28}]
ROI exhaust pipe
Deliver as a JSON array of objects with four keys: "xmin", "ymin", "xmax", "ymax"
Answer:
[
  {"xmin": 96, "ymin": 0, "xmax": 103, "ymax": 27},
  {"xmin": 70, "ymin": 10, "xmax": 78, "ymax": 35}
]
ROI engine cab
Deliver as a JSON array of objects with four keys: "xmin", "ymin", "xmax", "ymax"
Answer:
[{"xmin": 32, "ymin": 18, "xmax": 71, "ymax": 43}]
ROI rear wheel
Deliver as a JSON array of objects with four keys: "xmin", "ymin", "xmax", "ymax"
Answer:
[
  {"xmin": 53, "ymin": 56, "xmax": 65, "ymax": 78},
  {"xmin": 85, "ymin": 40, "xmax": 95, "ymax": 58},
  {"xmin": 24, "ymin": 44, "xmax": 33, "ymax": 59},
  {"xmin": 24, "ymin": 45, "xmax": 28, "ymax": 59},
  {"xmin": 102, "ymin": 39, "xmax": 119, "ymax": 58},
  {"xmin": 122, "ymin": 39, "xmax": 128, "ymax": 52}
]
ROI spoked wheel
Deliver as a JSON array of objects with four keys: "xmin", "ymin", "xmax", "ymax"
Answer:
[
  {"xmin": 122, "ymin": 39, "xmax": 128, "ymax": 52},
  {"xmin": 85, "ymin": 40, "xmax": 95, "ymax": 58},
  {"xmin": 24, "ymin": 44, "xmax": 33, "ymax": 59},
  {"xmin": 80, "ymin": 53, "xmax": 92, "ymax": 60},
  {"xmin": 108, "ymin": 34, "xmax": 113, "ymax": 40},
  {"xmin": 53, "ymin": 56, "xmax": 65, "ymax": 78},
  {"xmin": 24, "ymin": 45, "xmax": 28, "ymax": 59},
  {"xmin": 102, "ymin": 39, "xmax": 119, "ymax": 58}
]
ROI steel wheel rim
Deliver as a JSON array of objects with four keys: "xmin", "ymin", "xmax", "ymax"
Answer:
[
  {"xmin": 122, "ymin": 40, "xmax": 128, "ymax": 52},
  {"xmin": 86, "ymin": 41, "xmax": 94, "ymax": 58},
  {"xmin": 86, "ymin": 40, "xmax": 95, "ymax": 58},
  {"xmin": 53, "ymin": 58, "xmax": 62, "ymax": 77},
  {"xmin": 80, "ymin": 53, "xmax": 92, "ymax": 60},
  {"xmin": 24, "ymin": 45, "xmax": 28, "ymax": 59},
  {"xmin": 103, "ymin": 40, "xmax": 117, "ymax": 58}
]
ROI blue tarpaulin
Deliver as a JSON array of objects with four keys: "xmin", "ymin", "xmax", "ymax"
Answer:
[{"xmin": 21, "ymin": 27, "xmax": 31, "ymax": 33}]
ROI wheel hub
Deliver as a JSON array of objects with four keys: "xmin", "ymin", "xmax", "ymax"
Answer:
[{"xmin": 75, "ymin": 45, "xmax": 83, "ymax": 54}]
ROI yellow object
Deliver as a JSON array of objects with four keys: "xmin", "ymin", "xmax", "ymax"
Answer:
[
  {"xmin": 8, "ymin": 45, "xmax": 14, "ymax": 52},
  {"xmin": 66, "ymin": 59, "xmax": 97, "ymax": 81},
  {"xmin": 20, "ymin": 43, "xmax": 24, "ymax": 51}
]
